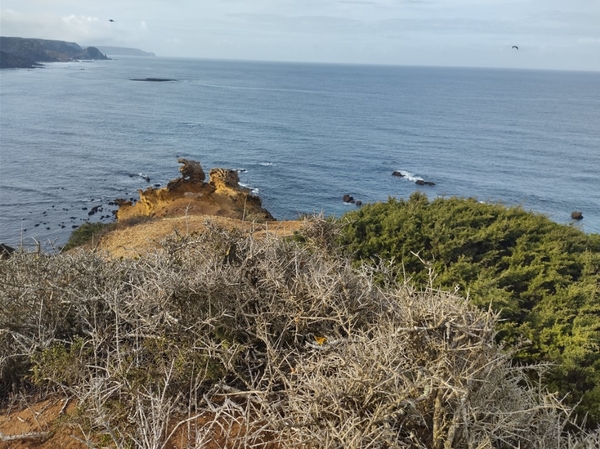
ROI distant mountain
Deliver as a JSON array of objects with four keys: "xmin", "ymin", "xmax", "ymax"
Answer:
[
  {"xmin": 0, "ymin": 37, "xmax": 109, "ymax": 68},
  {"xmin": 94, "ymin": 46, "xmax": 156, "ymax": 57}
]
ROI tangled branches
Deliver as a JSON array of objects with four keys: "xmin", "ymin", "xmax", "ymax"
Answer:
[{"xmin": 0, "ymin": 218, "xmax": 597, "ymax": 448}]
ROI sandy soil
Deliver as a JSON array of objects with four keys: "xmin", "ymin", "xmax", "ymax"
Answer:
[
  {"xmin": 0, "ymin": 398, "xmax": 279, "ymax": 449},
  {"xmin": 95, "ymin": 216, "xmax": 304, "ymax": 258},
  {"xmin": 0, "ymin": 398, "xmax": 85, "ymax": 449}
]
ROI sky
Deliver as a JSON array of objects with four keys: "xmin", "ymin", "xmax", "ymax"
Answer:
[{"xmin": 1, "ymin": 0, "xmax": 599, "ymax": 71}]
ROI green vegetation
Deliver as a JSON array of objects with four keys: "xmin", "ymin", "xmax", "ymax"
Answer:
[
  {"xmin": 340, "ymin": 193, "xmax": 600, "ymax": 425},
  {"xmin": 3, "ymin": 219, "xmax": 599, "ymax": 447},
  {"xmin": 62, "ymin": 216, "xmax": 157, "ymax": 251},
  {"xmin": 61, "ymin": 221, "xmax": 112, "ymax": 251}
]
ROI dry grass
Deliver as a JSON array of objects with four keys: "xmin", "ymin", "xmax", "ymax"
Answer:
[
  {"xmin": 1, "ymin": 218, "xmax": 599, "ymax": 448},
  {"xmin": 94, "ymin": 216, "xmax": 304, "ymax": 258}
]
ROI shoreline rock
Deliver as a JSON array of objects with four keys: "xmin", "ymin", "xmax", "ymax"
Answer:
[{"xmin": 116, "ymin": 159, "xmax": 274, "ymax": 222}]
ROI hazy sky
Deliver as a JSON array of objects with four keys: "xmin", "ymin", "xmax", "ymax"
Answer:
[{"xmin": 1, "ymin": 0, "xmax": 599, "ymax": 71}]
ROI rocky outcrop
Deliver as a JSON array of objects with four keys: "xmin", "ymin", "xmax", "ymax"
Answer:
[
  {"xmin": 179, "ymin": 158, "xmax": 205, "ymax": 183},
  {"xmin": 571, "ymin": 211, "xmax": 583, "ymax": 220},
  {"xmin": 392, "ymin": 171, "xmax": 404, "ymax": 177},
  {"xmin": 117, "ymin": 159, "xmax": 274, "ymax": 222}
]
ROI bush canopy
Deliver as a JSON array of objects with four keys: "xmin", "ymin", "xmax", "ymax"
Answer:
[{"xmin": 340, "ymin": 193, "xmax": 600, "ymax": 425}]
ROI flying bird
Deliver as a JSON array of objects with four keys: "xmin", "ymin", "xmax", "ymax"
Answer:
[
  {"xmin": 512, "ymin": 46, "xmax": 519, "ymax": 50},
  {"xmin": 109, "ymin": 19, "xmax": 115, "ymax": 22}
]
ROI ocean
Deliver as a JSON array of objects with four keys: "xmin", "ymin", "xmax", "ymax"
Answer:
[{"xmin": 1, "ymin": 57, "xmax": 599, "ymax": 250}]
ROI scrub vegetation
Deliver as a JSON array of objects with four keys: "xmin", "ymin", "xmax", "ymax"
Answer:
[
  {"xmin": 340, "ymin": 193, "xmax": 600, "ymax": 427},
  {"xmin": 1, "ymin": 213, "xmax": 599, "ymax": 447}
]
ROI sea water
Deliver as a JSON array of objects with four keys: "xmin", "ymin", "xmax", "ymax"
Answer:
[{"xmin": 1, "ymin": 57, "xmax": 599, "ymax": 249}]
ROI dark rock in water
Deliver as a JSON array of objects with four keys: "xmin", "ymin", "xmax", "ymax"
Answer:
[
  {"xmin": 82, "ymin": 207, "xmax": 88, "ymax": 210},
  {"xmin": 72, "ymin": 225, "xmax": 78, "ymax": 229},
  {"xmin": 154, "ymin": 183, "xmax": 161, "ymax": 187},
  {"xmin": 415, "ymin": 180, "xmax": 436, "ymax": 186},
  {"xmin": 571, "ymin": 211, "xmax": 584, "ymax": 220},
  {"xmin": 343, "ymin": 194, "xmax": 355, "ymax": 204},
  {"xmin": 355, "ymin": 200, "xmax": 363, "ymax": 206},
  {"xmin": 130, "ymin": 78, "xmax": 176, "ymax": 82},
  {"xmin": 0, "ymin": 243, "xmax": 16, "ymax": 259},
  {"xmin": 88, "ymin": 205, "xmax": 102, "ymax": 216},
  {"xmin": 392, "ymin": 171, "xmax": 404, "ymax": 177}
]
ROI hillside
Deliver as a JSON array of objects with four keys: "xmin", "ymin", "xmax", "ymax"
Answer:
[
  {"xmin": 0, "ymin": 37, "xmax": 108, "ymax": 68},
  {"xmin": 3, "ymin": 219, "xmax": 600, "ymax": 448}
]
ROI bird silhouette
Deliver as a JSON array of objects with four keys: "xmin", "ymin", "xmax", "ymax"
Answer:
[
  {"xmin": 109, "ymin": 19, "xmax": 115, "ymax": 22},
  {"xmin": 512, "ymin": 46, "xmax": 519, "ymax": 50}
]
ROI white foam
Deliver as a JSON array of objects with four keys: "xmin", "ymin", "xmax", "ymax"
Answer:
[
  {"xmin": 240, "ymin": 182, "xmax": 260, "ymax": 195},
  {"xmin": 259, "ymin": 162, "xmax": 274, "ymax": 166},
  {"xmin": 397, "ymin": 170, "xmax": 423, "ymax": 182}
]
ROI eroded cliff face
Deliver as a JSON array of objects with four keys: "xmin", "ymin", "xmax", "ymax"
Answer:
[{"xmin": 116, "ymin": 159, "xmax": 274, "ymax": 222}]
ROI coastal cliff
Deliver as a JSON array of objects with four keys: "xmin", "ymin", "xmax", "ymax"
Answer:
[
  {"xmin": 0, "ymin": 36, "xmax": 109, "ymax": 68},
  {"xmin": 116, "ymin": 159, "xmax": 274, "ymax": 222}
]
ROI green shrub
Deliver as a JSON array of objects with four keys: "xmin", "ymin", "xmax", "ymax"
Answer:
[
  {"xmin": 340, "ymin": 193, "xmax": 600, "ymax": 425},
  {"xmin": 62, "ymin": 221, "xmax": 112, "ymax": 251}
]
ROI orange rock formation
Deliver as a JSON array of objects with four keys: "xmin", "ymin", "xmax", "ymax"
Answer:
[{"xmin": 116, "ymin": 159, "xmax": 274, "ymax": 222}]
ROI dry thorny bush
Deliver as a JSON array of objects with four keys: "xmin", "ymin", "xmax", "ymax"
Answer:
[{"xmin": 1, "ymin": 217, "xmax": 599, "ymax": 448}]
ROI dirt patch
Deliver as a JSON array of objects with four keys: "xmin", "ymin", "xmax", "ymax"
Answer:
[
  {"xmin": 1, "ymin": 398, "xmax": 280, "ymax": 449},
  {"xmin": 0, "ymin": 398, "xmax": 85, "ymax": 449},
  {"xmin": 95, "ymin": 216, "xmax": 304, "ymax": 258}
]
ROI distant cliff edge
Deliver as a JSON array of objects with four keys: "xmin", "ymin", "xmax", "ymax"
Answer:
[
  {"xmin": 0, "ymin": 36, "xmax": 109, "ymax": 69},
  {"xmin": 94, "ymin": 46, "xmax": 155, "ymax": 57}
]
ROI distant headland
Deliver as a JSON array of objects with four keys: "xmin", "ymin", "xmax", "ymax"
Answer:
[
  {"xmin": 0, "ymin": 36, "xmax": 109, "ymax": 68},
  {"xmin": 93, "ymin": 46, "xmax": 155, "ymax": 57}
]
